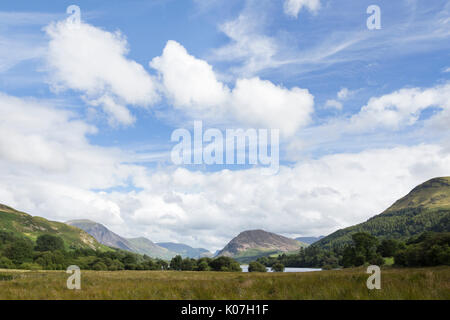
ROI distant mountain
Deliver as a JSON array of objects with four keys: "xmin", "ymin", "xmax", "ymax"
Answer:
[
  {"xmin": 217, "ymin": 229, "xmax": 307, "ymax": 263},
  {"xmin": 314, "ymin": 177, "xmax": 450, "ymax": 249},
  {"xmin": 0, "ymin": 204, "xmax": 107, "ymax": 251},
  {"xmin": 66, "ymin": 220, "xmax": 176, "ymax": 260},
  {"xmin": 157, "ymin": 242, "xmax": 212, "ymax": 258},
  {"xmin": 295, "ymin": 236, "xmax": 324, "ymax": 245}
]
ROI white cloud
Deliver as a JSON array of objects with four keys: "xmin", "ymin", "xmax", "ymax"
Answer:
[
  {"xmin": 231, "ymin": 77, "xmax": 313, "ymax": 135},
  {"xmin": 324, "ymin": 99, "xmax": 343, "ymax": 110},
  {"xmin": 337, "ymin": 88, "xmax": 351, "ymax": 100},
  {"xmin": 444, "ymin": 67, "xmax": 450, "ymax": 73},
  {"xmin": 45, "ymin": 19, "xmax": 159, "ymax": 126},
  {"xmin": 212, "ymin": 12, "xmax": 278, "ymax": 75},
  {"xmin": 150, "ymin": 41, "xmax": 314, "ymax": 136},
  {"xmin": 283, "ymin": 0, "xmax": 321, "ymax": 18},
  {"xmin": 150, "ymin": 40, "xmax": 230, "ymax": 115},
  {"xmin": 350, "ymin": 83, "xmax": 450, "ymax": 131}
]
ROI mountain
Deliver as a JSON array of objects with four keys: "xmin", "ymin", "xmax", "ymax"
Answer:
[
  {"xmin": 314, "ymin": 177, "xmax": 450, "ymax": 249},
  {"xmin": 0, "ymin": 204, "xmax": 107, "ymax": 251},
  {"xmin": 66, "ymin": 219, "xmax": 134, "ymax": 251},
  {"xmin": 127, "ymin": 237, "xmax": 177, "ymax": 260},
  {"xmin": 217, "ymin": 229, "xmax": 307, "ymax": 263},
  {"xmin": 157, "ymin": 242, "xmax": 212, "ymax": 258},
  {"xmin": 295, "ymin": 236, "xmax": 324, "ymax": 244},
  {"xmin": 66, "ymin": 220, "xmax": 176, "ymax": 260}
]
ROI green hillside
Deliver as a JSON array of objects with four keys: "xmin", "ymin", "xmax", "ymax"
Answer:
[
  {"xmin": 0, "ymin": 204, "xmax": 108, "ymax": 251},
  {"xmin": 314, "ymin": 177, "xmax": 450, "ymax": 249}
]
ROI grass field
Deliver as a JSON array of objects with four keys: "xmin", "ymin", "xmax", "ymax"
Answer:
[{"xmin": 0, "ymin": 267, "xmax": 448, "ymax": 300}]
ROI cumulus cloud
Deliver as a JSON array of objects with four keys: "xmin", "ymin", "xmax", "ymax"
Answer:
[
  {"xmin": 150, "ymin": 40, "xmax": 230, "ymax": 115},
  {"xmin": 0, "ymin": 93, "xmax": 142, "ymax": 226},
  {"xmin": 150, "ymin": 41, "xmax": 314, "ymax": 136},
  {"xmin": 45, "ymin": 19, "xmax": 159, "ymax": 126},
  {"xmin": 324, "ymin": 99, "xmax": 342, "ymax": 110},
  {"xmin": 350, "ymin": 83, "xmax": 450, "ymax": 131},
  {"xmin": 283, "ymin": 0, "xmax": 321, "ymax": 18}
]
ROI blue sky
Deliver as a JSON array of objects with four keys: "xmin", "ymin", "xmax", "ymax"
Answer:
[{"xmin": 0, "ymin": 0, "xmax": 449, "ymax": 250}]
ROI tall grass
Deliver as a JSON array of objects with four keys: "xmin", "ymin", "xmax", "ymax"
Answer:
[{"xmin": 0, "ymin": 266, "xmax": 448, "ymax": 300}]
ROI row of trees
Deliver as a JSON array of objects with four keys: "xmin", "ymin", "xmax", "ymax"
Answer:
[{"xmin": 169, "ymin": 255, "xmax": 241, "ymax": 272}]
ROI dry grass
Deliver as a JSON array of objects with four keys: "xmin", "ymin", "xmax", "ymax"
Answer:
[{"xmin": 0, "ymin": 266, "xmax": 448, "ymax": 300}]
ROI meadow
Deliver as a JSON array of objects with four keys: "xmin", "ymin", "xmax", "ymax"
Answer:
[{"xmin": 0, "ymin": 266, "xmax": 448, "ymax": 300}]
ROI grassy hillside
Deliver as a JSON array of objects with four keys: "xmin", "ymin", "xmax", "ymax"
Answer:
[
  {"xmin": 0, "ymin": 204, "xmax": 108, "ymax": 251},
  {"xmin": 315, "ymin": 177, "xmax": 450, "ymax": 249},
  {"xmin": 0, "ymin": 267, "xmax": 447, "ymax": 299}
]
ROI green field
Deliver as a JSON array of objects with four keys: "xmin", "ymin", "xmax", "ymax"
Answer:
[{"xmin": 0, "ymin": 267, "xmax": 448, "ymax": 300}]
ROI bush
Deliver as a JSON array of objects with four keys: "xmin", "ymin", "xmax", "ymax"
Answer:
[
  {"xmin": 271, "ymin": 263, "xmax": 285, "ymax": 272},
  {"xmin": 3, "ymin": 239, "xmax": 34, "ymax": 264},
  {"xmin": 209, "ymin": 257, "xmax": 241, "ymax": 272},
  {"xmin": 248, "ymin": 261, "xmax": 267, "ymax": 272},
  {"xmin": 35, "ymin": 235, "xmax": 64, "ymax": 252},
  {"xmin": 0, "ymin": 257, "xmax": 15, "ymax": 269}
]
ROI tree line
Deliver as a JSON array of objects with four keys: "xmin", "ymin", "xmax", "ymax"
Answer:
[{"xmin": 0, "ymin": 231, "xmax": 243, "ymax": 271}]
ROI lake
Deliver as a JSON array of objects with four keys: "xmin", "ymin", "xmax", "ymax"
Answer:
[{"xmin": 240, "ymin": 265, "xmax": 322, "ymax": 272}]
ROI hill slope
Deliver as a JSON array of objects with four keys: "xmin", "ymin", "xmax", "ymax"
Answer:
[
  {"xmin": 217, "ymin": 229, "xmax": 307, "ymax": 262},
  {"xmin": 295, "ymin": 236, "xmax": 324, "ymax": 244},
  {"xmin": 66, "ymin": 220, "xmax": 176, "ymax": 260},
  {"xmin": 0, "ymin": 204, "xmax": 106, "ymax": 251},
  {"xmin": 157, "ymin": 242, "xmax": 212, "ymax": 258},
  {"xmin": 126, "ymin": 237, "xmax": 176, "ymax": 260},
  {"xmin": 314, "ymin": 177, "xmax": 450, "ymax": 249}
]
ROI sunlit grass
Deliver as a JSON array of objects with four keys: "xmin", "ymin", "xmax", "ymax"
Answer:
[{"xmin": 0, "ymin": 266, "xmax": 448, "ymax": 300}]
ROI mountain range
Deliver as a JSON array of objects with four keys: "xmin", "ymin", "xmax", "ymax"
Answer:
[{"xmin": 66, "ymin": 220, "xmax": 212, "ymax": 260}]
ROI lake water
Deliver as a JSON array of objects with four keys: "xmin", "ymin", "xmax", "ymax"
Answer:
[{"xmin": 240, "ymin": 265, "xmax": 322, "ymax": 273}]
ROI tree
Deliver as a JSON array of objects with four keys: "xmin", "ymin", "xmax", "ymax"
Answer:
[
  {"xmin": 248, "ymin": 261, "xmax": 267, "ymax": 272},
  {"xmin": 35, "ymin": 234, "xmax": 65, "ymax": 252},
  {"xmin": 209, "ymin": 256, "xmax": 241, "ymax": 272},
  {"xmin": 3, "ymin": 238, "xmax": 34, "ymax": 264},
  {"xmin": 378, "ymin": 239, "xmax": 401, "ymax": 257},
  {"xmin": 170, "ymin": 255, "xmax": 183, "ymax": 270},
  {"xmin": 271, "ymin": 263, "xmax": 284, "ymax": 272},
  {"xmin": 196, "ymin": 260, "xmax": 210, "ymax": 271},
  {"xmin": 181, "ymin": 258, "xmax": 196, "ymax": 271}
]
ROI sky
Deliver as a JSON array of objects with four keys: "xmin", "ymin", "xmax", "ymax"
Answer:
[{"xmin": 0, "ymin": 0, "xmax": 449, "ymax": 251}]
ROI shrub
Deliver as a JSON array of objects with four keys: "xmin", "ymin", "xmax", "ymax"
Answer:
[
  {"xmin": 271, "ymin": 263, "xmax": 285, "ymax": 272},
  {"xmin": 248, "ymin": 261, "xmax": 267, "ymax": 272}
]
